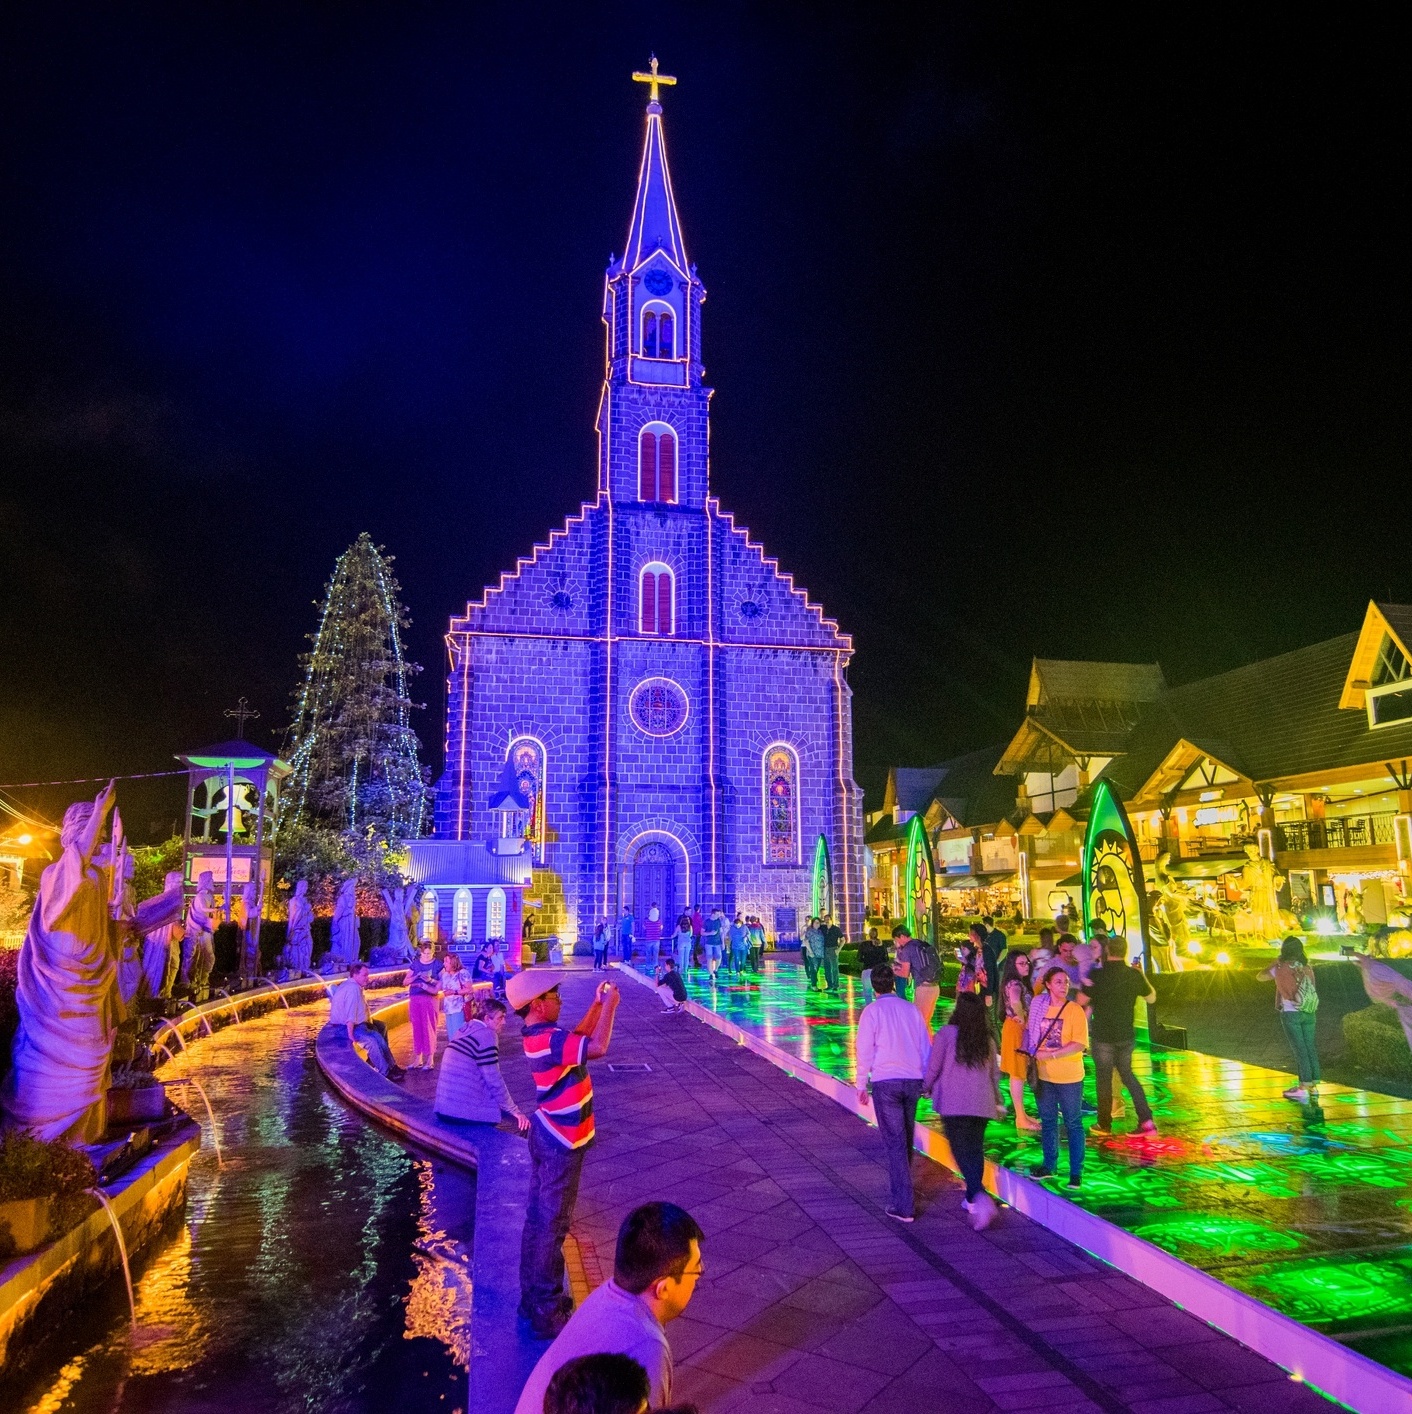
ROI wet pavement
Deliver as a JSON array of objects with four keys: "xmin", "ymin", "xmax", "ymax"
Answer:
[
  {"xmin": 682, "ymin": 959, "xmax": 1412, "ymax": 1373},
  {"xmin": 3, "ymin": 1002, "xmax": 476, "ymax": 1414}
]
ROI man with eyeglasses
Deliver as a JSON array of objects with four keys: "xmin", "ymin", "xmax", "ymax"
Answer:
[{"xmin": 514, "ymin": 1201, "xmax": 706, "ymax": 1414}]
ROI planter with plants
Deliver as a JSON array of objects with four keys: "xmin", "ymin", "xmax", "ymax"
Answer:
[
  {"xmin": 107, "ymin": 1064, "xmax": 168, "ymax": 1123},
  {"xmin": 0, "ymin": 1131, "xmax": 97, "ymax": 1259}
]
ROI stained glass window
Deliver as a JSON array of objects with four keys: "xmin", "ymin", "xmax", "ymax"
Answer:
[
  {"xmin": 764, "ymin": 745, "xmax": 799, "ymax": 864},
  {"xmin": 630, "ymin": 678, "xmax": 689, "ymax": 737},
  {"xmin": 507, "ymin": 737, "xmax": 547, "ymax": 863}
]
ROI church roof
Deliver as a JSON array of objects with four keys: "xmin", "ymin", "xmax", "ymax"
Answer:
[{"xmin": 623, "ymin": 96, "xmax": 688, "ymax": 275}]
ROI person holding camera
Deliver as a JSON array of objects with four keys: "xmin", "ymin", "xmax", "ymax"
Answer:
[{"xmin": 510, "ymin": 971, "xmax": 621, "ymax": 1340}]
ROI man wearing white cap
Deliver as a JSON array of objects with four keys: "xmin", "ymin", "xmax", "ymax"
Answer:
[{"xmin": 509, "ymin": 968, "xmax": 621, "ymax": 1340}]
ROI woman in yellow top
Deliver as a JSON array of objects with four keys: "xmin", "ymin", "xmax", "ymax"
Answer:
[{"xmin": 1024, "ymin": 966, "xmax": 1089, "ymax": 1187}]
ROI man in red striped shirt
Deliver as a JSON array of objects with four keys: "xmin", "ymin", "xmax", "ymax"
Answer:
[{"xmin": 510, "ymin": 970, "xmax": 621, "ymax": 1339}]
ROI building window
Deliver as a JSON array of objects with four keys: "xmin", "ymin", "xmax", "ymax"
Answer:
[
  {"xmin": 487, "ymin": 887, "xmax": 507, "ymax": 940},
  {"xmin": 507, "ymin": 737, "xmax": 547, "ymax": 863},
  {"xmin": 453, "ymin": 887, "xmax": 472, "ymax": 942},
  {"xmin": 638, "ymin": 424, "xmax": 677, "ymax": 502},
  {"xmin": 640, "ymin": 563, "xmax": 675, "ymax": 636},
  {"xmin": 419, "ymin": 889, "xmax": 438, "ymax": 942},
  {"xmin": 641, "ymin": 302, "xmax": 675, "ymax": 359},
  {"xmin": 763, "ymin": 744, "xmax": 800, "ymax": 864}
]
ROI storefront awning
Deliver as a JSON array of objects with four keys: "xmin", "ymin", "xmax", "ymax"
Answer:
[
  {"xmin": 1162, "ymin": 854, "xmax": 1247, "ymax": 880},
  {"xmin": 936, "ymin": 871, "xmax": 1017, "ymax": 891}
]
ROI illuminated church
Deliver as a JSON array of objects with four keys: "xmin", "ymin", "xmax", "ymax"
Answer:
[{"xmin": 422, "ymin": 63, "xmax": 863, "ymax": 950}]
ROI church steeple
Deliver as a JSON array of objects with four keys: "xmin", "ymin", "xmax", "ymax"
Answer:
[{"xmin": 624, "ymin": 57, "xmax": 687, "ymax": 275}]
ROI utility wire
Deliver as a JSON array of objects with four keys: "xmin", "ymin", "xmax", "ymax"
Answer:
[{"xmin": 0, "ymin": 770, "xmax": 187, "ymax": 789}]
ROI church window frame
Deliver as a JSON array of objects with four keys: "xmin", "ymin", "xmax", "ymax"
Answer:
[
  {"xmin": 639, "ymin": 562, "xmax": 675, "ymax": 636},
  {"xmin": 487, "ymin": 887, "xmax": 507, "ymax": 940},
  {"xmin": 640, "ymin": 300, "xmax": 676, "ymax": 359},
  {"xmin": 419, "ymin": 888, "xmax": 439, "ymax": 943},
  {"xmin": 638, "ymin": 422, "xmax": 678, "ymax": 503},
  {"xmin": 506, "ymin": 736, "xmax": 548, "ymax": 864},
  {"xmin": 762, "ymin": 742, "xmax": 801, "ymax": 866},
  {"xmin": 453, "ymin": 887, "xmax": 472, "ymax": 942}
]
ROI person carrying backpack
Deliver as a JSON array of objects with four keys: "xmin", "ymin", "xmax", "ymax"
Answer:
[
  {"xmin": 1261, "ymin": 936, "xmax": 1320, "ymax": 1102},
  {"xmin": 892, "ymin": 924, "xmax": 941, "ymax": 1030}
]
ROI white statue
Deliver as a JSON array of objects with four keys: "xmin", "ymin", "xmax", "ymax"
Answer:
[
  {"xmin": 180, "ymin": 871, "xmax": 217, "ymax": 1001},
  {"xmin": 282, "ymin": 879, "xmax": 314, "ymax": 974},
  {"xmin": 136, "ymin": 870, "xmax": 185, "ymax": 1001},
  {"xmin": 1238, "ymin": 845, "xmax": 1291, "ymax": 941},
  {"xmin": 2, "ymin": 781, "xmax": 121, "ymax": 1143},
  {"xmin": 238, "ymin": 877, "xmax": 262, "ymax": 980},
  {"xmin": 328, "ymin": 877, "xmax": 361, "ymax": 966},
  {"xmin": 381, "ymin": 883, "xmax": 417, "ymax": 962}
]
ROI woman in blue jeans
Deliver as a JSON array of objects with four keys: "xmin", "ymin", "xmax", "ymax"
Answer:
[
  {"xmin": 1026, "ymin": 966, "xmax": 1089, "ymax": 1188},
  {"xmin": 1262, "ymin": 936, "xmax": 1320, "ymax": 1102}
]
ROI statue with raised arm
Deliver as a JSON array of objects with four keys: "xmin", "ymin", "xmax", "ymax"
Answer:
[
  {"xmin": 380, "ymin": 882, "xmax": 417, "ymax": 962},
  {"xmin": 136, "ymin": 870, "xmax": 185, "ymax": 1001},
  {"xmin": 282, "ymin": 879, "xmax": 314, "ymax": 975},
  {"xmin": 2, "ymin": 780, "xmax": 121, "ymax": 1143},
  {"xmin": 180, "ymin": 871, "xmax": 217, "ymax": 1001},
  {"xmin": 328, "ymin": 877, "xmax": 361, "ymax": 967}
]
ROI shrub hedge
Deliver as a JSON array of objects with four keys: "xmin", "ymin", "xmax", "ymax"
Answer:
[{"xmin": 1343, "ymin": 1003, "xmax": 1412, "ymax": 1081}]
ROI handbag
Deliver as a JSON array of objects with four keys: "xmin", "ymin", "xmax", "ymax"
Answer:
[{"xmin": 1020, "ymin": 1006, "xmax": 1067, "ymax": 1089}]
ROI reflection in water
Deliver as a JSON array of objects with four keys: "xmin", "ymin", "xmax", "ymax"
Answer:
[{"xmin": 6, "ymin": 1004, "xmax": 474, "ymax": 1413}]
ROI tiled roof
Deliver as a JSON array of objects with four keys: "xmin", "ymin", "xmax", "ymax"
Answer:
[
  {"xmin": 887, "ymin": 766, "xmax": 949, "ymax": 813},
  {"xmin": 930, "ymin": 745, "xmax": 1019, "ymax": 827},
  {"xmin": 1031, "ymin": 659, "xmax": 1166, "ymax": 707},
  {"xmin": 1100, "ymin": 631, "xmax": 1412, "ymax": 797}
]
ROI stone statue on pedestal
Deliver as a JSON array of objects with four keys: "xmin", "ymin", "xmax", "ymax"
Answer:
[
  {"xmin": 327, "ymin": 877, "xmax": 361, "ymax": 967},
  {"xmin": 2, "ymin": 781, "xmax": 121, "ymax": 1143},
  {"xmin": 381, "ymin": 883, "xmax": 417, "ymax": 962},
  {"xmin": 238, "ymin": 877, "xmax": 262, "ymax": 980},
  {"xmin": 180, "ymin": 871, "xmax": 217, "ymax": 1001},
  {"xmin": 282, "ymin": 879, "xmax": 314, "ymax": 975},
  {"xmin": 137, "ymin": 870, "xmax": 185, "ymax": 1001}
]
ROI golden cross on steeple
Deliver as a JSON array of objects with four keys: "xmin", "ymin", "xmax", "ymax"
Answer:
[{"xmin": 632, "ymin": 55, "xmax": 676, "ymax": 104}]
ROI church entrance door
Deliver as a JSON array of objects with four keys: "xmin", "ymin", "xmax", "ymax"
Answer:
[{"xmin": 632, "ymin": 841, "xmax": 678, "ymax": 938}]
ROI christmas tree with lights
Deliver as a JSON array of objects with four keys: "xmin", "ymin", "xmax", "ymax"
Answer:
[{"xmin": 280, "ymin": 533, "xmax": 430, "ymax": 844}]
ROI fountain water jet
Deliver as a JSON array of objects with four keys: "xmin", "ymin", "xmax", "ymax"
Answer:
[{"xmin": 85, "ymin": 1187, "xmax": 136, "ymax": 1331}]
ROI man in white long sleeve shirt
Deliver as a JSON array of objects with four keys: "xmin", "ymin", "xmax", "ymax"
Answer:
[{"xmin": 856, "ymin": 963, "xmax": 932, "ymax": 1222}]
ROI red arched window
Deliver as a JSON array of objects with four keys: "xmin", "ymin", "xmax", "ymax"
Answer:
[
  {"xmin": 640, "ymin": 565, "xmax": 674, "ymax": 635},
  {"xmin": 638, "ymin": 426, "xmax": 677, "ymax": 503}
]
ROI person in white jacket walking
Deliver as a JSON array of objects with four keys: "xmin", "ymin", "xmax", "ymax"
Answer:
[{"xmin": 856, "ymin": 963, "xmax": 932, "ymax": 1222}]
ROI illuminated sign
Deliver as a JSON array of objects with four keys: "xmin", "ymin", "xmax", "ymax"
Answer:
[
  {"xmin": 904, "ymin": 814, "xmax": 936, "ymax": 943},
  {"xmin": 1082, "ymin": 780, "xmax": 1149, "ymax": 966}
]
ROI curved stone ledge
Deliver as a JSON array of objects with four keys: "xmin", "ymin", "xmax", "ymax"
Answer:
[
  {"xmin": 0, "ymin": 1117, "xmax": 201, "ymax": 1375},
  {"xmin": 314, "ymin": 992, "xmax": 535, "ymax": 1414}
]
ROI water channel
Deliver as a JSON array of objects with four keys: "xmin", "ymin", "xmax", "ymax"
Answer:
[{"xmin": 5, "ymin": 1002, "xmax": 476, "ymax": 1414}]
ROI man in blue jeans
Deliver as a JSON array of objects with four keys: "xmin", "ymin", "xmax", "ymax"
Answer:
[
  {"xmin": 512, "ymin": 971, "xmax": 621, "ymax": 1340},
  {"xmin": 855, "ymin": 964, "xmax": 931, "ymax": 1221},
  {"xmin": 329, "ymin": 962, "xmax": 405, "ymax": 1081},
  {"xmin": 820, "ymin": 914, "xmax": 843, "ymax": 993}
]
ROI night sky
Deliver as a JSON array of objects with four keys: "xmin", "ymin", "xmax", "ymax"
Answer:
[{"xmin": 2, "ymin": 4, "xmax": 1408, "ymax": 836}]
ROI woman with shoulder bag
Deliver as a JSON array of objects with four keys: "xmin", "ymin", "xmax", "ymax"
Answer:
[
  {"xmin": 999, "ymin": 952, "xmax": 1041, "ymax": 1132},
  {"xmin": 1025, "ymin": 966, "xmax": 1089, "ymax": 1188},
  {"xmin": 1261, "ymin": 935, "xmax": 1320, "ymax": 1101},
  {"xmin": 923, "ymin": 992, "xmax": 1005, "ymax": 1230}
]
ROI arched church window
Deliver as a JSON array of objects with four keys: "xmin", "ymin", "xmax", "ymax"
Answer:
[
  {"xmin": 487, "ymin": 887, "xmax": 507, "ymax": 940},
  {"xmin": 507, "ymin": 737, "xmax": 547, "ymax": 864},
  {"xmin": 453, "ymin": 887, "xmax": 472, "ymax": 942},
  {"xmin": 638, "ymin": 425, "xmax": 677, "ymax": 503},
  {"xmin": 420, "ymin": 889, "xmax": 438, "ymax": 942},
  {"xmin": 641, "ymin": 302, "xmax": 675, "ymax": 359},
  {"xmin": 640, "ymin": 563, "xmax": 675, "ymax": 636},
  {"xmin": 763, "ymin": 744, "xmax": 800, "ymax": 864}
]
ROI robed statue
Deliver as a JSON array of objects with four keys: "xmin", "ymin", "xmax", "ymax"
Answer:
[
  {"xmin": 327, "ymin": 877, "xmax": 361, "ymax": 967},
  {"xmin": 381, "ymin": 883, "xmax": 417, "ymax": 962},
  {"xmin": 180, "ymin": 871, "xmax": 217, "ymax": 1001},
  {"xmin": 282, "ymin": 879, "xmax": 314, "ymax": 975},
  {"xmin": 2, "ymin": 781, "xmax": 122, "ymax": 1143},
  {"xmin": 137, "ymin": 870, "xmax": 185, "ymax": 1001}
]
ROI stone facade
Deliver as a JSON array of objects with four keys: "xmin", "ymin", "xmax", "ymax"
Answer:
[{"xmin": 433, "ymin": 94, "xmax": 863, "ymax": 948}]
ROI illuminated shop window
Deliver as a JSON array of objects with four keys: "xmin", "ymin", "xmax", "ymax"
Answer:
[
  {"xmin": 640, "ymin": 563, "xmax": 675, "ymax": 636},
  {"xmin": 487, "ymin": 887, "xmax": 507, "ymax": 940},
  {"xmin": 453, "ymin": 887, "xmax": 472, "ymax": 942},
  {"xmin": 419, "ymin": 889, "xmax": 438, "ymax": 942},
  {"xmin": 641, "ymin": 302, "xmax": 675, "ymax": 358},
  {"xmin": 638, "ymin": 424, "xmax": 677, "ymax": 502},
  {"xmin": 764, "ymin": 744, "xmax": 800, "ymax": 864}
]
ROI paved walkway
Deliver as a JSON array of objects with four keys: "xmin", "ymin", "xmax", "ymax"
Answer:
[{"xmin": 404, "ymin": 972, "xmax": 1331, "ymax": 1413}]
